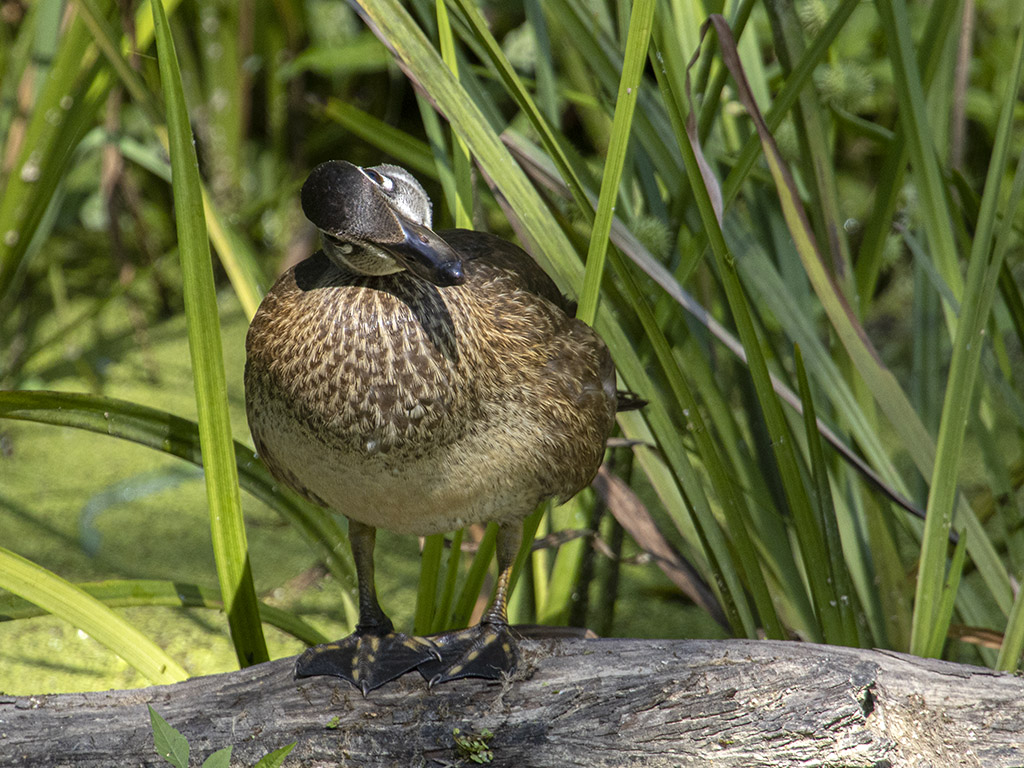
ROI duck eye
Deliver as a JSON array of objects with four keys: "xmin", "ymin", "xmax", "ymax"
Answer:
[{"xmin": 364, "ymin": 169, "xmax": 394, "ymax": 192}]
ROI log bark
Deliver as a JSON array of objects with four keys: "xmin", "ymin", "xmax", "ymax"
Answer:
[{"xmin": 2, "ymin": 638, "xmax": 1022, "ymax": 767}]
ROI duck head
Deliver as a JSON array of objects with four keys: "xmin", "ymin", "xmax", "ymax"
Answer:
[{"xmin": 301, "ymin": 161, "xmax": 465, "ymax": 287}]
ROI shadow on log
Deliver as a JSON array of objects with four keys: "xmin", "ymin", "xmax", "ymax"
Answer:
[{"xmin": 2, "ymin": 638, "xmax": 1022, "ymax": 766}]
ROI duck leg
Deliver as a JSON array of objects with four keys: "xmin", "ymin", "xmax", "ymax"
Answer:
[
  {"xmin": 419, "ymin": 521, "xmax": 521, "ymax": 686},
  {"xmin": 294, "ymin": 519, "xmax": 440, "ymax": 694}
]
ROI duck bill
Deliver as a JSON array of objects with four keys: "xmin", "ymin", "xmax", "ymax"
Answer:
[{"xmin": 386, "ymin": 216, "xmax": 465, "ymax": 287}]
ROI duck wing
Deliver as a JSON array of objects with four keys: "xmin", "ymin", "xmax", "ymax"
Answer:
[{"xmin": 439, "ymin": 228, "xmax": 645, "ymax": 414}]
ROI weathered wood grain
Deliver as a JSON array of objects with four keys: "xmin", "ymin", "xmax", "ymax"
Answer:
[{"xmin": 2, "ymin": 639, "xmax": 1021, "ymax": 767}]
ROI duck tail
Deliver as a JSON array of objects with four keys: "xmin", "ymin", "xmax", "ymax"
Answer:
[{"xmin": 615, "ymin": 390, "xmax": 647, "ymax": 412}]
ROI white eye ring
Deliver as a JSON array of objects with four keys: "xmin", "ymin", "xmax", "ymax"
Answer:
[{"xmin": 363, "ymin": 168, "xmax": 394, "ymax": 192}]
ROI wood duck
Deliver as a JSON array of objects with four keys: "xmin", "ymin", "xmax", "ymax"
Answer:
[{"xmin": 245, "ymin": 160, "xmax": 624, "ymax": 693}]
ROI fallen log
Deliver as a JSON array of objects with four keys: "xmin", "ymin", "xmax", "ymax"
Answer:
[{"xmin": 2, "ymin": 638, "xmax": 1022, "ymax": 767}]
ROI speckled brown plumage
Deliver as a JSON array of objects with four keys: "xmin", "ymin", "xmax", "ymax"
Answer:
[
  {"xmin": 245, "ymin": 232, "xmax": 616, "ymax": 536},
  {"xmin": 243, "ymin": 161, "xmax": 620, "ymax": 692}
]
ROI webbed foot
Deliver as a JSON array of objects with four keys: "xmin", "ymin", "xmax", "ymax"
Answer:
[
  {"xmin": 295, "ymin": 631, "xmax": 440, "ymax": 695},
  {"xmin": 417, "ymin": 622, "xmax": 519, "ymax": 686}
]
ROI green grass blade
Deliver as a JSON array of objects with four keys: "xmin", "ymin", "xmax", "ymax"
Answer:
[
  {"xmin": 0, "ymin": 547, "xmax": 188, "ymax": 684},
  {"xmin": 910, "ymin": 13, "xmax": 1024, "ymax": 655},
  {"xmin": 74, "ymin": 0, "xmax": 265, "ymax": 319},
  {"xmin": 665, "ymin": 0, "xmax": 861, "ymax": 287},
  {"xmin": 151, "ymin": 0, "xmax": 267, "ymax": 667},
  {"xmin": 547, "ymin": 0, "xmax": 680, "ymax": 177},
  {"xmin": 719, "ymin": 19, "xmax": 931, "ymax": 479},
  {"xmin": 874, "ymin": 0, "xmax": 962, "ymax": 309},
  {"xmin": 0, "ymin": 14, "xmax": 98, "ymax": 303},
  {"xmin": 430, "ymin": 528, "xmax": 464, "ymax": 633},
  {"xmin": 998, "ymin": 264, "xmax": 1024, "ymax": 358},
  {"xmin": 996, "ymin": 579, "xmax": 1024, "ymax": 671},
  {"xmin": 531, "ymin": 511, "xmax": 551, "ymax": 619},
  {"xmin": 537, "ymin": 497, "xmax": 587, "ymax": 625},
  {"xmin": 576, "ymin": 0, "xmax": 655, "ymax": 325},
  {"xmin": 701, "ymin": 11, "xmax": 1011, "ymax": 639},
  {"xmin": 0, "ymin": 0, "xmax": 189, "ymax": 306},
  {"xmin": 319, "ymin": 98, "xmax": 436, "ymax": 178},
  {"xmin": 0, "ymin": 579, "xmax": 329, "ymax": 646},
  {"xmin": 713, "ymin": 17, "xmax": 958, "ymax": 632},
  {"xmin": 195, "ymin": 1, "xmax": 243, "ymax": 199},
  {"xmin": 277, "ymin": 33, "xmax": 391, "ymax": 79},
  {"xmin": 416, "ymin": 92, "xmax": 460, "ymax": 226},
  {"xmin": 606, "ymin": 340, "xmax": 757, "ymax": 637},
  {"xmin": 608, "ymin": 243, "xmax": 780, "ymax": 639},
  {"xmin": 451, "ymin": 523, "xmax": 497, "ymax": 627},
  {"xmin": 447, "ymin": 0, "xmax": 591, "ymax": 215},
  {"xmin": 926, "ymin": 528, "xmax": 968, "ymax": 657},
  {"xmin": 729, "ymin": 228, "xmax": 914, "ymax": 505},
  {"xmin": 523, "ymin": 0, "xmax": 559, "ymax": 125},
  {"xmin": 0, "ymin": 2, "xmax": 38, "ymax": 145},
  {"xmin": 762, "ymin": 1, "xmax": 852, "ymax": 287},
  {"xmin": 719, "ymin": 0, "xmax": 859, "ymax": 207},
  {"xmin": 679, "ymin": 18, "xmax": 838, "ymax": 640},
  {"xmin": 436, "ymin": 0, "xmax": 473, "ymax": 229},
  {"xmin": 200, "ymin": 186, "xmax": 266, "ymax": 319},
  {"xmin": 73, "ymin": 0, "xmax": 159, "ymax": 122},
  {"xmin": 414, "ymin": 534, "xmax": 444, "ymax": 635},
  {"xmin": 795, "ymin": 345, "xmax": 861, "ymax": 646},
  {"xmin": 0, "ymin": 390, "xmax": 358, "ymax": 630},
  {"xmin": 694, "ymin": 0, "xmax": 758, "ymax": 139}
]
